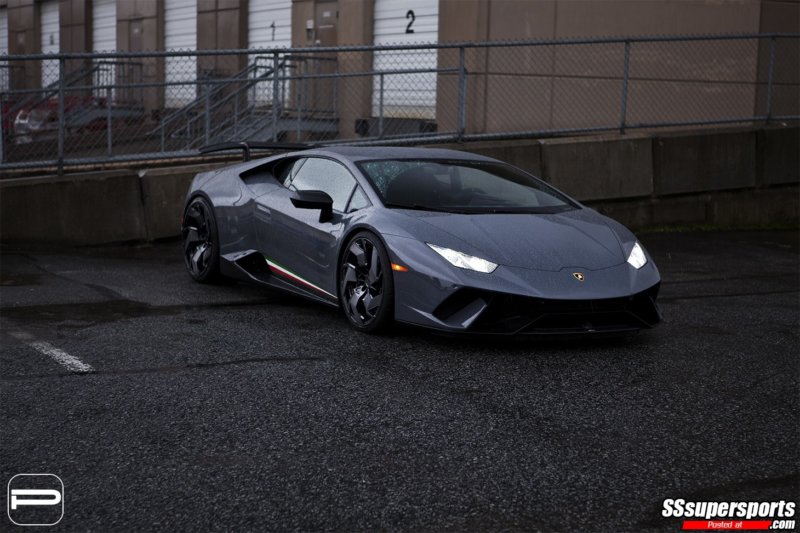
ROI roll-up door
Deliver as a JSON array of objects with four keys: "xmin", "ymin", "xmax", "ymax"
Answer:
[
  {"xmin": 1, "ymin": 7, "xmax": 9, "ymax": 91},
  {"xmin": 40, "ymin": 0, "xmax": 60, "ymax": 89},
  {"xmin": 165, "ymin": 0, "xmax": 197, "ymax": 108},
  {"xmin": 372, "ymin": 0, "xmax": 438, "ymax": 120},
  {"xmin": 248, "ymin": 0, "xmax": 292, "ymax": 107},
  {"xmin": 92, "ymin": 0, "xmax": 117, "ymax": 52},
  {"xmin": 92, "ymin": 0, "xmax": 117, "ymax": 98}
]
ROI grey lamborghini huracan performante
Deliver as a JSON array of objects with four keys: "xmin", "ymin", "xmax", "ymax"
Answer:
[{"xmin": 182, "ymin": 146, "xmax": 661, "ymax": 335}]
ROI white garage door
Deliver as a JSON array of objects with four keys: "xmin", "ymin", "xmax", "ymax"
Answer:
[
  {"xmin": 165, "ymin": 0, "xmax": 197, "ymax": 108},
  {"xmin": 372, "ymin": 0, "xmax": 438, "ymax": 119},
  {"xmin": 1, "ymin": 7, "xmax": 9, "ymax": 91},
  {"xmin": 92, "ymin": 0, "xmax": 117, "ymax": 98},
  {"xmin": 248, "ymin": 0, "xmax": 292, "ymax": 106},
  {"xmin": 40, "ymin": 0, "xmax": 60, "ymax": 89},
  {"xmin": 92, "ymin": 0, "xmax": 116, "ymax": 52}
]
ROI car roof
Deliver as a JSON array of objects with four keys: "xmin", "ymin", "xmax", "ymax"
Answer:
[{"xmin": 300, "ymin": 145, "xmax": 498, "ymax": 163}]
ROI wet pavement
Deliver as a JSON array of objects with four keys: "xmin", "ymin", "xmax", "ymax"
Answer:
[{"xmin": 1, "ymin": 230, "xmax": 798, "ymax": 531}]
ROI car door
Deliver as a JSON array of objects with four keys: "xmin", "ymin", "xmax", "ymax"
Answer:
[{"xmin": 256, "ymin": 156, "xmax": 360, "ymax": 301}]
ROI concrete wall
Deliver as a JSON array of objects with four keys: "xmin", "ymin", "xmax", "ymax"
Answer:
[
  {"xmin": 0, "ymin": 126, "xmax": 797, "ymax": 246},
  {"xmin": 541, "ymin": 134, "xmax": 653, "ymax": 201},
  {"xmin": 0, "ymin": 163, "xmax": 224, "ymax": 245},
  {"xmin": 442, "ymin": 126, "xmax": 799, "ymax": 230}
]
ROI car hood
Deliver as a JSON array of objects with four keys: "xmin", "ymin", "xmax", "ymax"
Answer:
[{"xmin": 401, "ymin": 208, "xmax": 626, "ymax": 271}]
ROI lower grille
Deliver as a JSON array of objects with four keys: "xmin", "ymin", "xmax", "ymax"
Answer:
[{"xmin": 433, "ymin": 284, "xmax": 661, "ymax": 335}]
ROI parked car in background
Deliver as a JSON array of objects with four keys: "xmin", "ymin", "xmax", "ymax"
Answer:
[{"xmin": 11, "ymin": 95, "xmax": 144, "ymax": 144}]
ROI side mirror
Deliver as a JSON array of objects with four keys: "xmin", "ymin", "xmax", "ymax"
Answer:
[{"xmin": 290, "ymin": 189, "xmax": 334, "ymax": 222}]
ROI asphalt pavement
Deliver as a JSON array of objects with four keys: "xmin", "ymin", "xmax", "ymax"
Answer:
[{"xmin": 1, "ymin": 230, "xmax": 798, "ymax": 532}]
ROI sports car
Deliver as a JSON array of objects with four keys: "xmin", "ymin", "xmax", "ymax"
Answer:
[{"xmin": 182, "ymin": 144, "xmax": 661, "ymax": 335}]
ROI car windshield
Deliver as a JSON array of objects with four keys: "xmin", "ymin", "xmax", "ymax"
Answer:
[{"xmin": 357, "ymin": 159, "xmax": 579, "ymax": 214}]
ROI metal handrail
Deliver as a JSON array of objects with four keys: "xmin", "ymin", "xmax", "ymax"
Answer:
[
  {"xmin": 155, "ymin": 62, "xmax": 254, "ymax": 131},
  {"xmin": 154, "ymin": 57, "xmax": 289, "ymax": 149}
]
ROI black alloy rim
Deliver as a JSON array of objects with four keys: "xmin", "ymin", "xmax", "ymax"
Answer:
[
  {"xmin": 341, "ymin": 238, "xmax": 384, "ymax": 325},
  {"xmin": 182, "ymin": 201, "xmax": 213, "ymax": 277}
]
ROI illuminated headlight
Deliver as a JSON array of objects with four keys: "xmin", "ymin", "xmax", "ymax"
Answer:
[
  {"xmin": 627, "ymin": 241, "xmax": 647, "ymax": 269},
  {"xmin": 426, "ymin": 243, "xmax": 498, "ymax": 273}
]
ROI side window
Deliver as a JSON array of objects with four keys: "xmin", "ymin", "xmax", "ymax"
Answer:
[
  {"xmin": 278, "ymin": 158, "xmax": 307, "ymax": 187},
  {"xmin": 288, "ymin": 158, "xmax": 357, "ymax": 212},
  {"xmin": 347, "ymin": 186, "xmax": 371, "ymax": 212}
]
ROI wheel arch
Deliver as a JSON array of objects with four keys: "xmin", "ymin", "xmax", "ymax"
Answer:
[
  {"xmin": 181, "ymin": 193, "xmax": 222, "ymax": 283},
  {"xmin": 183, "ymin": 190, "xmax": 214, "ymax": 211},
  {"xmin": 335, "ymin": 224, "xmax": 395, "ymax": 298},
  {"xmin": 182, "ymin": 191, "xmax": 220, "ymax": 232}
]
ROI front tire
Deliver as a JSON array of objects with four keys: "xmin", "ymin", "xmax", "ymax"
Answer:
[
  {"xmin": 339, "ymin": 232, "xmax": 395, "ymax": 333},
  {"xmin": 181, "ymin": 196, "xmax": 221, "ymax": 283}
]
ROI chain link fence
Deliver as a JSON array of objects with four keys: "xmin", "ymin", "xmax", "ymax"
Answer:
[{"xmin": 0, "ymin": 33, "xmax": 797, "ymax": 172}]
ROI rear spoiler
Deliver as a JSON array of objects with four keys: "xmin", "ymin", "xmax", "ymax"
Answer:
[{"xmin": 199, "ymin": 141, "xmax": 313, "ymax": 162}]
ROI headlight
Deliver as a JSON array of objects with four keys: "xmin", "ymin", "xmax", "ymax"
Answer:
[
  {"xmin": 426, "ymin": 243, "xmax": 498, "ymax": 273},
  {"xmin": 627, "ymin": 241, "xmax": 647, "ymax": 269}
]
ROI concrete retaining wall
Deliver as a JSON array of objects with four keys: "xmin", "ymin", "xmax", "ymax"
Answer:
[
  {"xmin": 757, "ymin": 127, "xmax": 800, "ymax": 186},
  {"xmin": 0, "ymin": 163, "xmax": 226, "ymax": 245},
  {"xmin": 139, "ymin": 165, "xmax": 217, "ymax": 240},
  {"xmin": 653, "ymin": 130, "xmax": 757, "ymax": 195},
  {"xmin": 0, "ymin": 170, "xmax": 147, "ymax": 244},
  {"xmin": 539, "ymin": 134, "xmax": 653, "ymax": 201},
  {"xmin": 0, "ymin": 126, "xmax": 797, "ymax": 245}
]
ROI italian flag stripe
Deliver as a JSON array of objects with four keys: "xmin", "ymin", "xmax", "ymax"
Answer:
[{"xmin": 264, "ymin": 257, "xmax": 337, "ymax": 299}]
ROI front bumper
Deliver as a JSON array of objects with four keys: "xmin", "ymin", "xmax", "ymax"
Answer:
[
  {"xmin": 419, "ymin": 284, "xmax": 660, "ymax": 335},
  {"xmin": 384, "ymin": 234, "xmax": 662, "ymax": 336}
]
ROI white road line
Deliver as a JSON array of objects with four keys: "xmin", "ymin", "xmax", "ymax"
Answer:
[{"xmin": 9, "ymin": 332, "xmax": 95, "ymax": 374}]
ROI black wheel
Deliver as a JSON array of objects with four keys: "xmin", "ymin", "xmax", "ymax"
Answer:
[
  {"xmin": 339, "ymin": 232, "xmax": 394, "ymax": 333},
  {"xmin": 181, "ymin": 196, "xmax": 221, "ymax": 283}
]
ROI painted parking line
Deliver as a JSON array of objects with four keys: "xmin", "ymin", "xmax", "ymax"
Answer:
[{"xmin": 9, "ymin": 331, "xmax": 94, "ymax": 374}]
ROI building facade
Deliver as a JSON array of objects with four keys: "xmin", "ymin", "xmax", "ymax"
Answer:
[{"xmin": 0, "ymin": 0, "xmax": 797, "ymax": 139}]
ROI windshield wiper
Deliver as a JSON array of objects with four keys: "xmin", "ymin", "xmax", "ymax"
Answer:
[
  {"xmin": 382, "ymin": 202, "xmax": 460, "ymax": 213},
  {"xmin": 471, "ymin": 206, "xmax": 575, "ymax": 214}
]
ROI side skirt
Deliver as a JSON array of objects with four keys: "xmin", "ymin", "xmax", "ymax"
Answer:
[{"xmin": 222, "ymin": 250, "xmax": 339, "ymax": 308}]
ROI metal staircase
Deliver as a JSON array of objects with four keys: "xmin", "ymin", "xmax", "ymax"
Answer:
[{"xmin": 152, "ymin": 53, "xmax": 340, "ymax": 151}]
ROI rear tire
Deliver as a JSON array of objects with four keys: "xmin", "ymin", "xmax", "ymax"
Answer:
[
  {"xmin": 339, "ymin": 232, "xmax": 395, "ymax": 333},
  {"xmin": 181, "ymin": 196, "xmax": 221, "ymax": 283}
]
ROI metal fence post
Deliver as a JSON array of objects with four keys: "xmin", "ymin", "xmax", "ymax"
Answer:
[
  {"xmin": 332, "ymin": 61, "xmax": 338, "ymax": 116},
  {"xmin": 619, "ymin": 40, "xmax": 631, "ymax": 134},
  {"xmin": 57, "ymin": 57, "xmax": 65, "ymax": 174},
  {"xmin": 106, "ymin": 86, "xmax": 112, "ymax": 155},
  {"xmin": 0, "ymin": 95, "xmax": 5, "ymax": 164},
  {"xmin": 765, "ymin": 35, "xmax": 777, "ymax": 123},
  {"xmin": 160, "ymin": 116, "xmax": 166, "ymax": 152},
  {"xmin": 457, "ymin": 46, "xmax": 467, "ymax": 140},
  {"xmin": 296, "ymin": 66, "xmax": 301, "ymax": 139},
  {"xmin": 378, "ymin": 73, "xmax": 385, "ymax": 138},
  {"xmin": 204, "ymin": 76, "xmax": 212, "ymax": 145},
  {"xmin": 272, "ymin": 51, "xmax": 280, "ymax": 142},
  {"xmin": 234, "ymin": 86, "xmax": 239, "ymax": 135}
]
